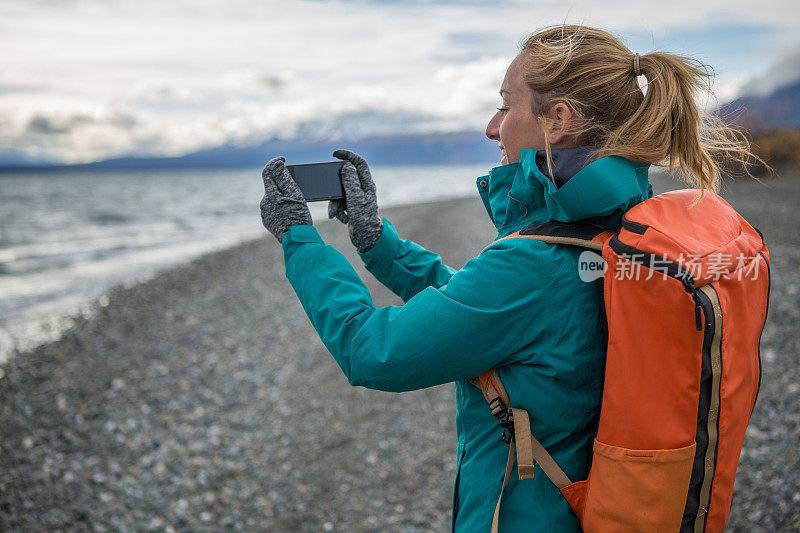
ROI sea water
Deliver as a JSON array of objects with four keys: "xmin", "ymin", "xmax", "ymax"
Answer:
[{"xmin": 0, "ymin": 163, "xmax": 489, "ymax": 362}]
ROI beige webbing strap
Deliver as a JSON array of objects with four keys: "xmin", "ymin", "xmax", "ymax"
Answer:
[
  {"xmin": 513, "ymin": 408, "xmax": 571, "ymax": 488},
  {"xmin": 470, "ymin": 373, "xmax": 574, "ymax": 531},
  {"xmin": 489, "ymin": 410, "xmax": 574, "ymax": 532},
  {"xmin": 511, "ymin": 408, "xmax": 535, "ymax": 480},
  {"xmin": 491, "ymin": 441, "xmax": 516, "ymax": 533},
  {"xmin": 513, "ymin": 234, "xmax": 604, "ymax": 251},
  {"xmin": 528, "ymin": 432, "xmax": 572, "ymax": 490},
  {"xmin": 482, "ymin": 233, "xmax": 604, "ymax": 254}
]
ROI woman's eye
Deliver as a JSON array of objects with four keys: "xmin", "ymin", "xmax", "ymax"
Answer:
[{"xmin": 497, "ymin": 107, "xmax": 509, "ymax": 113}]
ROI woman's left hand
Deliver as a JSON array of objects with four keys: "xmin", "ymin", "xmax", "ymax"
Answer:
[
  {"xmin": 260, "ymin": 156, "xmax": 312, "ymax": 242},
  {"xmin": 328, "ymin": 149, "xmax": 383, "ymax": 253}
]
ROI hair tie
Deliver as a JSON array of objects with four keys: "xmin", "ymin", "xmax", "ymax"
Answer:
[{"xmin": 633, "ymin": 53, "xmax": 642, "ymax": 76}]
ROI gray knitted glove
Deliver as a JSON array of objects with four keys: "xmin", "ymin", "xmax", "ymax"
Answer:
[
  {"xmin": 328, "ymin": 150, "xmax": 383, "ymax": 253},
  {"xmin": 260, "ymin": 156, "xmax": 312, "ymax": 242}
]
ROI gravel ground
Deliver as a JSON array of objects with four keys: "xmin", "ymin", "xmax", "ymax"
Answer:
[{"xmin": 1, "ymin": 170, "xmax": 798, "ymax": 532}]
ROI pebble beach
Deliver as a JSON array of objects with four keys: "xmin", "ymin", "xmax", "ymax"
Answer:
[{"xmin": 1, "ymin": 170, "xmax": 798, "ymax": 531}]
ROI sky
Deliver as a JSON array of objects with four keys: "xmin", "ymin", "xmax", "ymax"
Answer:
[{"xmin": 1, "ymin": 0, "xmax": 799, "ymax": 164}]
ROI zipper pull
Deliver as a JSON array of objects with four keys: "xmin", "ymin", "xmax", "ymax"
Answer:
[
  {"xmin": 681, "ymin": 276, "xmax": 704, "ymax": 331},
  {"xmin": 693, "ymin": 299, "xmax": 703, "ymax": 331}
]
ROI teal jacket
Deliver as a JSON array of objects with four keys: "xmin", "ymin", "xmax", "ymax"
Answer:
[{"xmin": 281, "ymin": 149, "xmax": 653, "ymax": 531}]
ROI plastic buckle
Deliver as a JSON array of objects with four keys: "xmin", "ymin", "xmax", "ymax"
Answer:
[
  {"xmin": 489, "ymin": 397, "xmax": 514, "ymax": 443},
  {"xmin": 499, "ymin": 418, "xmax": 514, "ymax": 444},
  {"xmin": 489, "ymin": 397, "xmax": 508, "ymax": 420}
]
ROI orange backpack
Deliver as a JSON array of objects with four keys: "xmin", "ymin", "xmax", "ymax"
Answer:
[{"xmin": 470, "ymin": 188, "xmax": 770, "ymax": 532}]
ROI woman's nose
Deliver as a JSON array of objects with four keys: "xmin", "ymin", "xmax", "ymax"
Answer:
[{"xmin": 486, "ymin": 111, "xmax": 500, "ymax": 141}]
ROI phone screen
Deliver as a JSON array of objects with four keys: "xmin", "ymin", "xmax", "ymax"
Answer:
[{"xmin": 286, "ymin": 161, "xmax": 346, "ymax": 202}]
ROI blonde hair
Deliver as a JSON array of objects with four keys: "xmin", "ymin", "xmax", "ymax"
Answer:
[{"xmin": 519, "ymin": 25, "xmax": 768, "ymax": 198}]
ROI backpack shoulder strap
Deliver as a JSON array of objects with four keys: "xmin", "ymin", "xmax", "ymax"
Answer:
[
  {"xmin": 472, "ymin": 221, "xmax": 612, "ymax": 529},
  {"xmin": 469, "ymin": 371, "xmax": 573, "ymax": 533},
  {"xmin": 483, "ymin": 221, "xmax": 615, "ymax": 253},
  {"xmin": 468, "ymin": 371, "xmax": 573, "ymax": 488}
]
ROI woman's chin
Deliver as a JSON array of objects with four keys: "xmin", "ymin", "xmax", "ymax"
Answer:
[{"xmin": 500, "ymin": 154, "xmax": 508, "ymax": 165}]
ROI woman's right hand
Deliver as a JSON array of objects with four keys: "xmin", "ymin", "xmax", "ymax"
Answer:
[{"xmin": 329, "ymin": 149, "xmax": 383, "ymax": 253}]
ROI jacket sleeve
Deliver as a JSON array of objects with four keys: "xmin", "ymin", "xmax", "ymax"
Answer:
[
  {"xmin": 281, "ymin": 224, "xmax": 552, "ymax": 393},
  {"xmin": 357, "ymin": 219, "xmax": 457, "ymax": 302}
]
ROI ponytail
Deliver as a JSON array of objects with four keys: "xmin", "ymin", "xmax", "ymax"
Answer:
[{"xmin": 519, "ymin": 25, "xmax": 768, "ymax": 199}]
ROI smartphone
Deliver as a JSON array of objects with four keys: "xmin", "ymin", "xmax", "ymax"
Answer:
[{"xmin": 285, "ymin": 161, "xmax": 346, "ymax": 202}]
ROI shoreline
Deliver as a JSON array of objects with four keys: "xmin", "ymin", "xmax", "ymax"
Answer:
[
  {"xmin": 1, "ymin": 178, "xmax": 798, "ymax": 530},
  {"xmin": 0, "ymin": 195, "xmax": 495, "ymax": 531},
  {"xmin": 0, "ymin": 192, "xmax": 482, "ymax": 367},
  {"xmin": 1, "ymin": 165, "xmax": 793, "ymax": 366}
]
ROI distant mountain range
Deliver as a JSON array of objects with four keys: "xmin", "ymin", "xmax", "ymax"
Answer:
[
  {"xmin": 3, "ymin": 80, "xmax": 798, "ymax": 172},
  {"xmin": 0, "ymin": 131, "xmax": 500, "ymax": 172},
  {"xmin": 717, "ymin": 80, "xmax": 800, "ymax": 134}
]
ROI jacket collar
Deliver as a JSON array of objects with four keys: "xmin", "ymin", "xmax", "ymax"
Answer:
[{"xmin": 476, "ymin": 148, "xmax": 653, "ymax": 237}]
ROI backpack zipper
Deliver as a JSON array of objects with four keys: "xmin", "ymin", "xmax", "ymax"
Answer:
[
  {"xmin": 689, "ymin": 285, "xmax": 723, "ymax": 532},
  {"xmin": 751, "ymin": 250, "xmax": 770, "ymax": 417},
  {"xmin": 680, "ymin": 284, "xmax": 717, "ymax": 532}
]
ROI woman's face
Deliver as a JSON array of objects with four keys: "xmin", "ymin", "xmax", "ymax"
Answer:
[{"xmin": 485, "ymin": 55, "xmax": 547, "ymax": 166}]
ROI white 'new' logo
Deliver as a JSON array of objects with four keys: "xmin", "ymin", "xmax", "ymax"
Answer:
[{"xmin": 578, "ymin": 250, "xmax": 606, "ymax": 282}]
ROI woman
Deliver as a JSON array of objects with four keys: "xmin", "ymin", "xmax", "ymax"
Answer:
[{"xmin": 259, "ymin": 25, "xmax": 757, "ymax": 532}]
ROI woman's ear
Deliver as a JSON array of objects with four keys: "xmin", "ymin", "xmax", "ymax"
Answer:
[{"xmin": 546, "ymin": 103, "xmax": 573, "ymax": 146}]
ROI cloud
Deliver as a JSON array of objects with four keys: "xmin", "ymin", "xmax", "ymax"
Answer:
[
  {"xmin": 736, "ymin": 48, "xmax": 800, "ymax": 97},
  {"xmin": 0, "ymin": 103, "xmax": 149, "ymax": 162},
  {"xmin": 0, "ymin": 0, "xmax": 798, "ymax": 163},
  {"xmin": 26, "ymin": 115, "xmax": 80, "ymax": 135},
  {"xmin": 24, "ymin": 110, "xmax": 138, "ymax": 137}
]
